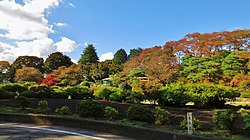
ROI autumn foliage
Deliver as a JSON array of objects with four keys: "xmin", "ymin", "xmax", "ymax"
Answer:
[{"xmin": 38, "ymin": 74, "xmax": 61, "ymax": 86}]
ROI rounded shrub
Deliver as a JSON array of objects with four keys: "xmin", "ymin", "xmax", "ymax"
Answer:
[
  {"xmin": 36, "ymin": 100, "xmax": 50, "ymax": 114},
  {"xmin": 180, "ymin": 116, "xmax": 201, "ymax": 130},
  {"xmin": 16, "ymin": 96, "xmax": 30, "ymax": 109},
  {"xmin": 105, "ymin": 106, "xmax": 119, "ymax": 120},
  {"xmin": 30, "ymin": 85, "xmax": 53, "ymax": 99},
  {"xmin": 76, "ymin": 100, "xmax": 104, "ymax": 119},
  {"xmin": 55, "ymin": 105, "xmax": 71, "ymax": 115},
  {"xmin": 0, "ymin": 89, "xmax": 15, "ymax": 99},
  {"xmin": 94, "ymin": 86, "xmax": 125, "ymax": 101},
  {"xmin": 154, "ymin": 107, "xmax": 170, "ymax": 125},
  {"xmin": 127, "ymin": 104, "xmax": 153, "ymax": 122},
  {"xmin": 159, "ymin": 83, "xmax": 188, "ymax": 107},
  {"xmin": 1, "ymin": 83, "xmax": 28, "ymax": 93},
  {"xmin": 63, "ymin": 86, "xmax": 93, "ymax": 99},
  {"xmin": 212, "ymin": 109, "xmax": 236, "ymax": 133},
  {"xmin": 186, "ymin": 84, "xmax": 236, "ymax": 108},
  {"xmin": 19, "ymin": 90, "xmax": 35, "ymax": 98}
]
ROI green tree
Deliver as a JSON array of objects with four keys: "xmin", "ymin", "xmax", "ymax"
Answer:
[
  {"xmin": 45, "ymin": 52, "xmax": 73, "ymax": 73},
  {"xmin": 113, "ymin": 49, "xmax": 128, "ymax": 64},
  {"xmin": 12, "ymin": 56, "xmax": 45, "ymax": 73},
  {"xmin": 78, "ymin": 44, "xmax": 99, "ymax": 65},
  {"xmin": 129, "ymin": 48, "xmax": 143, "ymax": 60},
  {"xmin": 222, "ymin": 51, "xmax": 248, "ymax": 77}
]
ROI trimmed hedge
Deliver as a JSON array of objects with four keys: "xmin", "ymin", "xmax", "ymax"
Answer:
[
  {"xmin": 0, "ymin": 88, "xmax": 15, "ymax": 99},
  {"xmin": 77, "ymin": 100, "xmax": 104, "ymax": 119},
  {"xmin": 127, "ymin": 104, "xmax": 153, "ymax": 122},
  {"xmin": 94, "ymin": 86, "xmax": 125, "ymax": 101}
]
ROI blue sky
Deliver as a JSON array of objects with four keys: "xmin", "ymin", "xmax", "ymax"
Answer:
[{"xmin": 1, "ymin": 0, "xmax": 250, "ymax": 62}]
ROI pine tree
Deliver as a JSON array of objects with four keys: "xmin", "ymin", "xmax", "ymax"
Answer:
[
  {"xmin": 78, "ymin": 44, "xmax": 99, "ymax": 65},
  {"xmin": 113, "ymin": 49, "xmax": 128, "ymax": 64}
]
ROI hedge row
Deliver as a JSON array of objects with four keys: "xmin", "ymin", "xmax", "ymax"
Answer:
[{"xmin": 0, "ymin": 83, "xmax": 238, "ymax": 107}]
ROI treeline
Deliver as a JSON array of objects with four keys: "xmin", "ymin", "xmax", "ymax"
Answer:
[{"xmin": 0, "ymin": 29, "xmax": 249, "ymax": 107}]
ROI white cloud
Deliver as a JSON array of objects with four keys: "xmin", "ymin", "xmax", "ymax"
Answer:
[
  {"xmin": 55, "ymin": 37, "xmax": 77, "ymax": 52},
  {"xmin": 54, "ymin": 22, "xmax": 68, "ymax": 28},
  {"xmin": 99, "ymin": 52, "xmax": 114, "ymax": 62},
  {"xmin": 71, "ymin": 58, "xmax": 78, "ymax": 64},
  {"xmin": 68, "ymin": 3, "xmax": 75, "ymax": 8},
  {"xmin": 0, "ymin": 0, "xmax": 78, "ymax": 63}
]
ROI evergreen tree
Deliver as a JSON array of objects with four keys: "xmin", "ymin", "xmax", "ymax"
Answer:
[
  {"xmin": 78, "ymin": 44, "xmax": 99, "ymax": 65},
  {"xmin": 113, "ymin": 49, "xmax": 128, "ymax": 64},
  {"xmin": 129, "ymin": 48, "xmax": 143, "ymax": 60}
]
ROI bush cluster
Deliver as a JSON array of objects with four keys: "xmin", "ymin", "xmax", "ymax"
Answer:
[
  {"xmin": 239, "ymin": 108, "xmax": 250, "ymax": 134},
  {"xmin": 180, "ymin": 116, "xmax": 201, "ymax": 130},
  {"xmin": 36, "ymin": 100, "xmax": 50, "ymax": 114},
  {"xmin": 127, "ymin": 104, "xmax": 153, "ymax": 122},
  {"xmin": 76, "ymin": 100, "xmax": 104, "ymax": 118},
  {"xmin": 154, "ymin": 107, "xmax": 170, "ymax": 125},
  {"xmin": 212, "ymin": 109, "xmax": 236, "ymax": 133},
  {"xmin": 55, "ymin": 105, "xmax": 71, "ymax": 115},
  {"xmin": 159, "ymin": 83, "xmax": 236, "ymax": 107},
  {"xmin": 104, "ymin": 106, "xmax": 118, "ymax": 120},
  {"xmin": 94, "ymin": 86, "xmax": 125, "ymax": 101}
]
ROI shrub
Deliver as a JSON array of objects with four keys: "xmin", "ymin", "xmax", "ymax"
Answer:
[
  {"xmin": 16, "ymin": 96, "xmax": 30, "ymax": 109},
  {"xmin": 19, "ymin": 90, "xmax": 35, "ymax": 98},
  {"xmin": 159, "ymin": 83, "xmax": 188, "ymax": 107},
  {"xmin": 180, "ymin": 116, "xmax": 201, "ymax": 130},
  {"xmin": 126, "ymin": 91, "xmax": 146, "ymax": 103},
  {"xmin": 105, "ymin": 106, "xmax": 118, "ymax": 120},
  {"xmin": 127, "ymin": 104, "xmax": 153, "ymax": 122},
  {"xmin": 55, "ymin": 105, "xmax": 71, "ymax": 115},
  {"xmin": 76, "ymin": 100, "xmax": 104, "ymax": 118},
  {"xmin": 186, "ymin": 84, "xmax": 236, "ymax": 107},
  {"xmin": 79, "ymin": 81, "xmax": 91, "ymax": 87},
  {"xmin": 94, "ymin": 86, "xmax": 125, "ymax": 101},
  {"xmin": 154, "ymin": 107, "xmax": 170, "ymax": 125},
  {"xmin": 0, "ymin": 89, "xmax": 15, "ymax": 99},
  {"xmin": 36, "ymin": 100, "xmax": 49, "ymax": 114},
  {"xmin": 30, "ymin": 85, "xmax": 54, "ymax": 99},
  {"xmin": 239, "ymin": 108, "xmax": 250, "ymax": 133},
  {"xmin": 51, "ymin": 91, "xmax": 68, "ymax": 99},
  {"xmin": 1, "ymin": 83, "xmax": 28, "ymax": 93},
  {"xmin": 63, "ymin": 86, "xmax": 93, "ymax": 99},
  {"xmin": 212, "ymin": 109, "xmax": 236, "ymax": 133}
]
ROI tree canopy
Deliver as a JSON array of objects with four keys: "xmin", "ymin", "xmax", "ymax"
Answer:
[
  {"xmin": 14, "ymin": 67, "xmax": 43, "ymax": 83},
  {"xmin": 12, "ymin": 56, "xmax": 45, "ymax": 73},
  {"xmin": 45, "ymin": 52, "xmax": 73, "ymax": 73},
  {"xmin": 78, "ymin": 44, "xmax": 99, "ymax": 65}
]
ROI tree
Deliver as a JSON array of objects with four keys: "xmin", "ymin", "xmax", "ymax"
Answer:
[
  {"xmin": 0, "ymin": 61, "xmax": 10, "ymax": 83},
  {"xmin": 129, "ymin": 48, "xmax": 143, "ymax": 60},
  {"xmin": 78, "ymin": 44, "xmax": 99, "ymax": 65},
  {"xmin": 51, "ymin": 64, "xmax": 92, "ymax": 86},
  {"xmin": 89, "ymin": 60, "xmax": 122, "ymax": 83},
  {"xmin": 14, "ymin": 67, "xmax": 43, "ymax": 83},
  {"xmin": 38, "ymin": 74, "xmax": 61, "ymax": 86},
  {"xmin": 222, "ymin": 51, "xmax": 248, "ymax": 78},
  {"xmin": 12, "ymin": 56, "xmax": 45, "ymax": 73},
  {"xmin": 122, "ymin": 47, "xmax": 177, "ymax": 85},
  {"xmin": 163, "ymin": 29, "xmax": 250, "ymax": 58},
  {"xmin": 45, "ymin": 52, "xmax": 73, "ymax": 73},
  {"xmin": 113, "ymin": 49, "xmax": 128, "ymax": 64}
]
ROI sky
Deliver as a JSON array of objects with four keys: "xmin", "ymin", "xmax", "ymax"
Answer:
[{"xmin": 1, "ymin": 0, "xmax": 250, "ymax": 63}]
